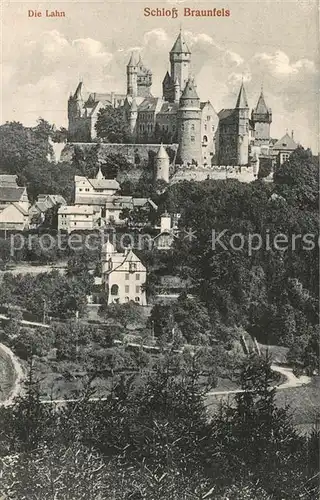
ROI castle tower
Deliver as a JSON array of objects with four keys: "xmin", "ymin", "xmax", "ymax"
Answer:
[
  {"xmin": 129, "ymin": 98, "xmax": 138, "ymax": 137},
  {"xmin": 251, "ymin": 88, "xmax": 272, "ymax": 145},
  {"xmin": 136, "ymin": 54, "xmax": 152, "ymax": 97},
  {"xmin": 177, "ymin": 78, "xmax": 202, "ymax": 165},
  {"xmin": 127, "ymin": 52, "xmax": 138, "ymax": 97},
  {"xmin": 235, "ymin": 82, "xmax": 249, "ymax": 165},
  {"xmin": 155, "ymin": 144, "xmax": 170, "ymax": 183},
  {"xmin": 170, "ymin": 31, "xmax": 191, "ymax": 95},
  {"xmin": 68, "ymin": 81, "xmax": 84, "ymax": 121}
]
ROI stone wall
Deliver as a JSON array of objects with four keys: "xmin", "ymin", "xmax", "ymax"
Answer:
[
  {"xmin": 171, "ymin": 165, "xmax": 258, "ymax": 184},
  {"xmin": 60, "ymin": 142, "xmax": 178, "ymax": 165}
]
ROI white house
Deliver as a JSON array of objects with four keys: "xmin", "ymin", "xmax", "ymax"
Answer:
[
  {"xmin": 74, "ymin": 167, "xmax": 120, "ymax": 205},
  {"xmin": 101, "ymin": 239, "xmax": 147, "ymax": 305},
  {"xmin": 58, "ymin": 205, "xmax": 99, "ymax": 233}
]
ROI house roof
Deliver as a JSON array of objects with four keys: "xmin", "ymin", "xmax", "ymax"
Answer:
[
  {"xmin": 58, "ymin": 205, "xmax": 94, "ymax": 215},
  {"xmin": 218, "ymin": 108, "xmax": 235, "ymax": 122},
  {"xmin": 272, "ymin": 133, "xmax": 297, "ymax": 151},
  {"xmin": 158, "ymin": 102, "xmax": 179, "ymax": 114},
  {"xmin": 155, "ymin": 144, "xmax": 169, "ymax": 161},
  {"xmin": 89, "ymin": 178, "xmax": 120, "ymax": 191},
  {"xmin": 138, "ymin": 97, "xmax": 162, "ymax": 112},
  {"xmin": 0, "ymin": 175, "xmax": 18, "ymax": 188},
  {"xmin": 0, "ymin": 187, "xmax": 26, "ymax": 203}
]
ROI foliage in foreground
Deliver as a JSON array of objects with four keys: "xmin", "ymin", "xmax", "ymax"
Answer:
[{"xmin": 0, "ymin": 355, "xmax": 318, "ymax": 499}]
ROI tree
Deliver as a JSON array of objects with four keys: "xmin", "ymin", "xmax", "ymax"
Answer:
[{"xmin": 95, "ymin": 106, "xmax": 131, "ymax": 143}]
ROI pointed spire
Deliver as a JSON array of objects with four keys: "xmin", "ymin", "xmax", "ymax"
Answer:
[
  {"xmin": 235, "ymin": 82, "xmax": 249, "ymax": 108},
  {"xmin": 96, "ymin": 166, "xmax": 105, "ymax": 181},
  {"xmin": 127, "ymin": 52, "xmax": 138, "ymax": 67},
  {"xmin": 74, "ymin": 81, "xmax": 84, "ymax": 100},
  {"xmin": 254, "ymin": 88, "xmax": 269, "ymax": 114},
  {"xmin": 170, "ymin": 31, "xmax": 191, "ymax": 54}
]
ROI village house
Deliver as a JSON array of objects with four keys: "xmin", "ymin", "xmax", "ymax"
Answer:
[
  {"xmin": 58, "ymin": 204, "xmax": 99, "ymax": 233},
  {"xmin": 0, "ymin": 175, "xmax": 29, "ymax": 231},
  {"xmin": 101, "ymin": 239, "xmax": 147, "ymax": 305}
]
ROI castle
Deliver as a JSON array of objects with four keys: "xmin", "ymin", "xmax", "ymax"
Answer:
[{"xmin": 68, "ymin": 31, "xmax": 274, "ymax": 170}]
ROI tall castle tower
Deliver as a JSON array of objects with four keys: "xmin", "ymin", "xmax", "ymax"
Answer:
[
  {"xmin": 127, "ymin": 52, "xmax": 152, "ymax": 98},
  {"xmin": 177, "ymin": 78, "xmax": 202, "ymax": 165},
  {"xmin": 235, "ymin": 82, "xmax": 250, "ymax": 165},
  {"xmin": 251, "ymin": 88, "xmax": 272, "ymax": 145},
  {"xmin": 163, "ymin": 31, "xmax": 191, "ymax": 103}
]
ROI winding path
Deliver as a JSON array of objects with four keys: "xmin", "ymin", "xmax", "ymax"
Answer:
[
  {"xmin": 0, "ymin": 343, "xmax": 24, "ymax": 407},
  {"xmin": 0, "ymin": 338, "xmax": 311, "ymax": 406}
]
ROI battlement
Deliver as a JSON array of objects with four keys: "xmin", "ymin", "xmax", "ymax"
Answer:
[{"xmin": 171, "ymin": 164, "xmax": 259, "ymax": 184}]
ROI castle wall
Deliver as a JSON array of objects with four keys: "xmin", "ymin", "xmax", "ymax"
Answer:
[
  {"xmin": 171, "ymin": 165, "xmax": 258, "ymax": 184},
  {"xmin": 60, "ymin": 142, "xmax": 178, "ymax": 165}
]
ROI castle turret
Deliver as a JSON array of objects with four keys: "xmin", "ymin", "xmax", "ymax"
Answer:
[
  {"xmin": 170, "ymin": 31, "xmax": 191, "ymax": 94},
  {"xmin": 177, "ymin": 78, "xmax": 202, "ymax": 165},
  {"xmin": 235, "ymin": 82, "xmax": 249, "ymax": 165},
  {"xmin": 127, "ymin": 52, "xmax": 138, "ymax": 97},
  {"xmin": 155, "ymin": 144, "xmax": 170, "ymax": 183},
  {"xmin": 252, "ymin": 88, "xmax": 272, "ymax": 145}
]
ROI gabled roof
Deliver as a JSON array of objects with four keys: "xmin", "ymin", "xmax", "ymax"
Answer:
[
  {"xmin": 170, "ymin": 32, "xmax": 191, "ymax": 54},
  {"xmin": 235, "ymin": 82, "xmax": 249, "ymax": 108},
  {"xmin": 0, "ymin": 187, "xmax": 26, "ymax": 203},
  {"xmin": 272, "ymin": 133, "xmax": 297, "ymax": 151},
  {"xmin": 12, "ymin": 202, "xmax": 29, "ymax": 216}
]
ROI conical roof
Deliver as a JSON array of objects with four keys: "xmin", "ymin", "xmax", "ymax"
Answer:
[
  {"xmin": 156, "ymin": 144, "xmax": 169, "ymax": 160},
  {"xmin": 96, "ymin": 166, "xmax": 105, "ymax": 180},
  {"xmin": 235, "ymin": 82, "xmax": 249, "ymax": 108},
  {"xmin": 163, "ymin": 71, "xmax": 171, "ymax": 84},
  {"xmin": 170, "ymin": 32, "xmax": 191, "ymax": 54},
  {"xmin": 102, "ymin": 237, "xmax": 116, "ymax": 255},
  {"xmin": 181, "ymin": 78, "xmax": 199, "ymax": 100},
  {"xmin": 127, "ymin": 52, "xmax": 139, "ymax": 67},
  {"xmin": 254, "ymin": 90, "xmax": 269, "ymax": 114}
]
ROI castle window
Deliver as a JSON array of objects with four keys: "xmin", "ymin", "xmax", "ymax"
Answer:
[
  {"xmin": 136, "ymin": 273, "xmax": 140, "ymax": 280},
  {"xmin": 125, "ymin": 273, "xmax": 129, "ymax": 280},
  {"xmin": 207, "ymin": 116, "xmax": 211, "ymax": 121},
  {"xmin": 203, "ymin": 135, "xmax": 208, "ymax": 143},
  {"xmin": 135, "ymin": 297, "xmax": 140, "ymax": 302},
  {"xmin": 204, "ymin": 124, "xmax": 207, "ymax": 131},
  {"xmin": 191, "ymin": 124, "xmax": 195, "ymax": 131},
  {"xmin": 135, "ymin": 285, "xmax": 140, "ymax": 293},
  {"xmin": 111, "ymin": 284, "xmax": 119, "ymax": 296},
  {"xmin": 191, "ymin": 136, "xmax": 195, "ymax": 142}
]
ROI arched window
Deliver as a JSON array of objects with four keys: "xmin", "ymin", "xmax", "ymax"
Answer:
[
  {"xmin": 203, "ymin": 135, "xmax": 208, "ymax": 143},
  {"xmin": 135, "ymin": 297, "xmax": 140, "ymax": 302},
  {"xmin": 111, "ymin": 284, "xmax": 119, "ymax": 296}
]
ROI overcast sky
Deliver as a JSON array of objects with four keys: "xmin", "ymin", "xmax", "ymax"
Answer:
[{"xmin": 2, "ymin": 0, "xmax": 319, "ymax": 151}]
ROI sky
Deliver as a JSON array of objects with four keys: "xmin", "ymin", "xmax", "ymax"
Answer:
[{"xmin": 2, "ymin": 0, "xmax": 319, "ymax": 152}]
